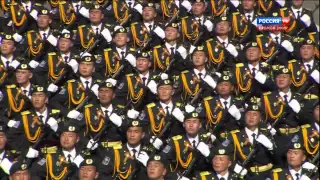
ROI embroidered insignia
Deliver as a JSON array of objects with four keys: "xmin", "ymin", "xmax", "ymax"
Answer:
[
  {"xmin": 37, "ymin": 158, "xmax": 46, "ymax": 166},
  {"xmin": 222, "ymin": 139, "xmax": 230, "ymax": 147},
  {"xmin": 59, "ymin": 88, "xmax": 66, "ymax": 95},
  {"xmin": 102, "ymin": 156, "xmax": 110, "ymax": 165},
  {"xmin": 138, "ymin": 111, "xmax": 146, "ymax": 120},
  {"xmin": 291, "ymin": 135, "xmax": 299, "ymax": 142},
  {"xmin": 118, "ymin": 82, "xmax": 124, "ymax": 89},
  {"xmin": 162, "ymin": 145, "xmax": 171, "ymax": 153},
  {"xmin": 0, "ymin": 91, "xmax": 3, "ymax": 101},
  {"xmin": 196, "ymin": 106, "xmax": 202, "ymax": 113},
  {"xmin": 39, "ymin": 60, "xmax": 46, "ymax": 67}
]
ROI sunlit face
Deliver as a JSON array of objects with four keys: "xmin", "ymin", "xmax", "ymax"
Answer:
[
  {"xmin": 216, "ymin": 81, "xmax": 233, "ymax": 96},
  {"xmin": 37, "ymin": 15, "xmax": 51, "ymax": 29},
  {"xmin": 192, "ymin": 51, "xmax": 207, "ymax": 66},
  {"xmin": 15, "ymin": 70, "xmax": 32, "ymax": 84},
  {"xmin": 242, "ymin": 0, "xmax": 256, "ymax": 11},
  {"xmin": 9, "ymin": 170, "xmax": 30, "ymax": 180},
  {"xmin": 31, "ymin": 92, "xmax": 47, "ymax": 109},
  {"xmin": 79, "ymin": 62, "xmax": 95, "ymax": 77},
  {"xmin": 147, "ymin": 161, "xmax": 166, "ymax": 180},
  {"xmin": 89, "ymin": 9, "xmax": 104, "ymax": 24},
  {"xmin": 0, "ymin": 132, "xmax": 7, "ymax": 150},
  {"xmin": 215, "ymin": 21, "xmax": 230, "ymax": 35},
  {"xmin": 212, "ymin": 155, "xmax": 232, "ymax": 173},
  {"xmin": 275, "ymin": 74, "xmax": 291, "ymax": 89},
  {"xmin": 287, "ymin": 149, "xmax": 306, "ymax": 168},
  {"xmin": 183, "ymin": 118, "xmax": 202, "ymax": 136},
  {"xmin": 245, "ymin": 111, "xmax": 261, "ymax": 127},
  {"xmin": 142, "ymin": 7, "xmax": 156, "ymax": 21},
  {"xmin": 113, "ymin": 33, "xmax": 129, "ymax": 47},
  {"xmin": 98, "ymin": 88, "xmax": 115, "ymax": 105},
  {"xmin": 79, "ymin": 165, "xmax": 99, "ymax": 180},
  {"xmin": 165, "ymin": 27, "xmax": 179, "ymax": 41},
  {"xmin": 191, "ymin": 2, "xmax": 205, "ymax": 16},
  {"xmin": 136, "ymin": 57, "xmax": 151, "ymax": 72},
  {"xmin": 300, "ymin": 45, "xmax": 315, "ymax": 61},
  {"xmin": 157, "ymin": 85, "xmax": 173, "ymax": 102},
  {"xmin": 0, "ymin": 39, "xmax": 16, "ymax": 55},
  {"xmin": 58, "ymin": 38, "xmax": 72, "ymax": 53},
  {"xmin": 60, "ymin": 132, "xmax": 78, "ymax": 150},
  {"xmin": 126, "ymin": 127, "xmax": 144, "ymax": 146},
  {"xmin": 246, "ymin": 47, "xmax": 261, "ymax": 62}
]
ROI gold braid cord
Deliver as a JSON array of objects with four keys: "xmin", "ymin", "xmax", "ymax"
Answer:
[
  {"xmin": 126, "ymin": 76, "xmax": 144, "ymax": 104},
  {"xmin": 171, "ymin": 140, "xmax": 193, "ymax": 171},
  {"xmin": 85, "ymin": 108, "xmax": 104, "ymax": 135},
  {"xmin": 58, "ymin": 2, "xmax": 76, "ymax": 25},
  {"xmin": 148, "ymin": 107, "xmax": 166, "ymax": 135},
  {"xmin": 280, "ymin": 9, "xmax": 296, "ymax": 33},
  {"xmin": 113, "ymin": 0, "xmax": 129, "ymax": 24},
  {"xmin": 46, "ymin": 154, "xmax": 68, "ymax": 180},
  {"xmin": 7, "ymin": 88, "xmax": 25, "ymax": 116},
  {"xmin": 263, "ymin": 95, "xmax": 284, "ymax": 120},
  {"xmin": 231, "ymin": 133, "xmax": 247, "ymax": 160},
  {"xmin": 22, "ymin": 115, "xmax": 41, "ymax": 143},
  {"xmin": 302, "ymin": 127, "xmax": 319, "ymax": 155},
  {"xmin": 206, "ymin": 40, "xmax": 224, "ymax": 64},
  {"xmin": 256, "ymin": 36, "xmax": 275, "ymax": 59},
  {"xmin": 210, "ymin": 0, "xmax": 226, "ymax": 16},
  {"xmin": 10, "ymin": 3, "xmax": 26, "ymax": 26},
  {"xmin": 48, "ymin": 55, "xmax": 65, "ymax": 81},
  {"xmin": 67, "ymin": 82, "xmax": 85, "ymax": 108},
  {"xmin": 288, "ymin": 62, "xmax": 306, "ymax": 87},
  {"xmin": 113, "ymin": 149, "xmax": 132, "ymax": 179},
  {"xmin": 153, "ymin": 47, "xmax": 170, "ymax": 71},
  {"xmin": 235, "ymin": 67, "xmax": 251, "ymax": 92}
]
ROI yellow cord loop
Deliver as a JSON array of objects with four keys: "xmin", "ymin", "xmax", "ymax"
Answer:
[
  {"xmin": 113, "ymin": 0, "xmax": 129, "ymax": 24},
  {"xmin": 46, "ymin": 154, "xmax": 68, "ymax": 180},
  {"xmin": 49, "ymin": 0, "xmax": 59, "ymax": 8},
  {"xmin": 288, "ymin": 62, "xmax": 306, "ymax": 87},
  {"xmin": 67, "ymin": 82, "xmax": 86, "ymax": 108},
  {"xmin": 210, "ymin": 0, "xmax": 226, "ymax": 16},
  {"xmin": 104, "ymin": 51, "xmax": 120, "ymax": 75},
  {"xmin": 280, "ymin": 10, "xmax": 296, "ymax": 33},
  {"xmin": 126, "ymin": 76, "xmax": 144, "ymax": 104},
  {"xmin": 10, "ymin": 3, "xmax": 26, "ymax": 26},
  {"xmin": 113, "ymin": 149, "xmax": 132, "ymax": 179},
  {"xmin": 27, "ymin": 32, "xmax": 43, "ymax": 56},
  {"xmin": 256, "ymin": 37, "xmax": 275, "ymax": 59},
  {"xmin": 48, "ymin": 55, "xmax": 65, "ymax": 81},
  {"xmin": 181, "ymin": 18, "xmax": 199, "ymax": 41},
  {"xmin": 130, "ymin": 23, "xmax": 149, "ymax": 47},
  {"xmin": 148, "ymin": 107, "xmax": 166, "ymax": 135},
  {"xmin": 302, "ymin": 127, "xmax": 319, "ymax": 155},
  {"xmin": 235, "ymin": 67, "xmax": 251, "ymax": 92},
  {"xmin": 161, "ymin": 0, "xmax": 178, "ymax": 18},
  {"xmin": 263, "ymin": 95, "xmax": 284, "ymax": 120},
  {"xmin": 232, "ymin": 14, "xmax": 248, "ymax": 37},
  {"xmin": 85, "ymin": 108, "xmax": 104, "ymax": 135},
  {"xmin": 181, "ymin": 73, "xmax": 200, "ymax": 96},
  {"xmin": 231, "ymin": 133, "xmax": 247, "ymax": 160},
  {"xmin": 78, "ymin": 26, "xmax": 94, "ymax": 49},
  {"xmin": 153, "ymin": 48, "xmax": 170, "ymax": 71},
  {"xmin": 206, "ymin": 40, "xmax": 224, "ymax": 64},
  {"xmin": 22, "ymin": 115, "xmax": 42, "ymax": 143},
  {"xmin": 59, "ymin": 2, "xmax": 76, "ymax": 24},
  {"xmin": 204, "ymin": 100, "xmax": 223, "ymax": 126},
  {"xmin": 173, "ymin": 140, "xmax": 193, "ymax": 168},
  {"xmin": 258, "ymin": 0, "xmax": 273, "ymax": 12},
  {"xmin": 7, "ymin": 88, "xmax": 25, "ymax": 116}
]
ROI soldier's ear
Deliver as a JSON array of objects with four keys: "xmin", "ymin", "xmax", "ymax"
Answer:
[
  {"xmin": 49, "ymin": 18, "xmax": 52, "ymax": 24},
  {"xmin": 142, "ymin": 132, "xmax": 145, "ymax": 139},
  {"xmin": 177, "ymin": 32, "xmax": 180, "ymax": 38},
  {"xmin": 29, "ymin": 72, "xmax": 33, "ymax": 79},
  {"xmin": 205, "ymin": 57, "xmax": 208, "ymax": 62},
  {"xmin": 45, "ymin": 97, "xmax": 48, "ymax": 104},
  {"xmin": 95, "ymin": 172, "xmax": 99, "ymax": 179}
]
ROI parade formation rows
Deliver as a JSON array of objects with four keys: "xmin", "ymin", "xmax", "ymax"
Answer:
[{"xmin": 0, "ymin": 0, "xmax": 319, "ymax": 180}]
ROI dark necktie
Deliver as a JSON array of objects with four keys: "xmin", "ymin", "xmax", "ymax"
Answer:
[
  {"xmin": 95, "ymin": 27, "xmax": 99, "ymax": 35},
  {"xmin": 75, "ymin": 4, "xmax": 80, "ymax": 13},
  {"xmin": 252, "ymin": 133, "xmax": 256, "ymax": 145},
  {"xmin": 67, "ymin": 154, "xmax": 72, "ymax": 163},
  {"xmin": 198, "ymin": 73, "xmax": 203, "ymax": 79},
  {"xmin": 284, "ymin": 95, "xmax": 289, "ymax": 103},
  {"xmin": 165, "ymin": 106, "xmax": 170, "ymax": 115},
  {"xmin": 222, "ymin": 41, "xmax": 226, "ymax": 47},
  {"xmin": 223, "ymin": 101, "xmax": 228, "ymax": 109},
  {"xmin": 220, "ymin": 178, "xmax": 225, "ymax": 180},
  {"xmin": 25, "ymin": 5, "xmax": 29, "ymax": 13},
  {"xmin": 64, "ymin": 56, "xmax": 68, "ymax": 62},
  {"xmin": 23, "ymin": 90, "xmax": 28, "ymax": 95},
  {"xmin": 104, "ymin": 110, "xmax": 109, "ymax": 117},
  {"xmin": 128, "ymin": 2, "xmax": 132, "ymax": 8},
  {"xmin": 192, "ymin": 140, "xmax": 196, "ymax": 148},
  {"xmin": 5, "ymin": 61, "xmax": 10, "ymax": 68},
  {"xmin": 142, "ymin": 77, "xmax": 147, "ymax": 85},
  {"xmin": 252, "ymin": 68, "xmax": 256, "ymax": 77},
  {"xmin": 295, "ymin": 173, "xmax": 299, "ymax": 180},
  {"xmin": 85, "ymin": 81, "xmax": 90, "ymax": 90},
  {"xmin": 120, "ymin": 51, "xmax": 125, "ymax": 59},
  {"xmin": 39, "ymin": 115, "xmax": 44, "ymax": 123},
  {"xmin": 307, "ymin": 64, "xmax": 312, "ymax": 72},
  {"xmin": 132, "ymin": 149, "xmax": 137, "ymax": 159},
  {"xmin": 43, "ymin": 33, "xmax": 47, "ymax": 41},
  {"xmin": 297, "ymin": 11, "xmax": 301, "ymax": 19},
  {"xmin": 275, "ymin": 36, "xmax": 279, "ymax": 44},
  {"xmin": 148, "ymin": 25, "xmax": 152, "ymax": 32},
  {"xmin": 247, "ymin": 15, "xmax": 251, "ymax": 22},
  {"xmin": 197, "ymin": 18, "xmax": 201, "ymax": 25},
  {"xmin": 170, "ymin": 47, "xmax": 175, "ymax": 56}
]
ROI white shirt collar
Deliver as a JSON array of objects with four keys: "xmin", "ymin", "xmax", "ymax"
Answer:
[
  {"xmin": 101, "ymin": 104, "xmax": 113, "ymax": 116},
  {"xmin": 195, "ymin": 16, "xmax": 204, "ymax": 24},
  {"xmin": 91, "ymin": 23, "xmax": 102, "ymax": 34},
  {"xmin": 245, "ymin": 11, "xmax": 254, "ymax": 20},
  {"xmin": 187, "ymin": 134, "xmax": 199, "ymax": 146},
  {"xmin": 245, "ymin": 127, "xmax": 259, "ymax": 144},
  {"xmin": 1, "ymin": 55, "xmax": 13, "ymax": 66},
  {"xmin": 248, "ymin": 63, "xmax": 260, "ymax": 72},
  {"xmin": 303, "ymin": 59, "xmax": 314, "ymax": 69},
  {"xmin": 22, "ymin": 1, "xmax": 32, "ymax": 11},
  {"xmin": 139, "ymin": 72, "xmax": 150, "ymax": 84},
  {"xmin": 219, "ymin": 96, "xmax": 232, "ymax": 109},
  {"xmin": 289, "ymin": 166, "xmax": 302, "ymax": 180},
  {"xmin": 72, "ymin": 1, "xmax": 81, "ymax": 7},
  {"xmin": 160, "ymin": 101, "xmax": 174, "ymax": 114},
  {"xmin": 217, "ymin": 36, "xmax": 229, "ymax": 45},
  {"xmin": 36, "ymin": 108, "xmax": 48, "ymax": 123},
  {"xmin": 193, "ymin": 68, "xmax": 206, "ymax": 79},
  {"xmin": 291, "ymin": 6, "xmax": 303, "ymax": 18},
  {"xmin": 269, "ymin": 32, "xmax": 281, "ymax": 42},
  {"xmin": 63, "ymin": 148, "xmax": 77, "ymax": 162},
  {"xmin": 315, "ymin": 123, "xmax": 319, "ymax": 132},
  {"xmin": 144, "ymin": 21, "xmax": 154, "ymax": 31},
  {"xmin": 39, "ymin": 28, "xmax": 50, "ymax": 39},
  {"xmin": 126, "ymin": 0, "xmax": 135, "ymax": 8},
  {"xmin": 0, "ymin": 151, "xmax": 5, "ymax": 160},
  {"xmin": 61, "ymin": 52, "xmax": 71, "ymax": 62},
  {"xmin": 21, "ymin": 83, "xmax": 31, "ymax": 97},
  {"xmin": 165, "ymin": 42, "xmax": 177, "ymax": 54},
  {"xmin": 217, "ymin": 172, "xmax": 229, "ymax": 180},
  {"xmin": 279, "ymin": 90, "xmax": 292, "ymax": 102},
  {"xmin": 127, "ymin": 143, "xmax": 141, "ymax": 158},
  {"xmin": 80, "ymin": 77, "xmax": 93, "ymax": 88},
  {"xmin": 116, "ymin": 47, "xmax": 127, "ymax": 57}
]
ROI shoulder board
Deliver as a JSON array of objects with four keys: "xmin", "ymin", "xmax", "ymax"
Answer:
[
  {"xmin": 85, "ymin": 104, "xmax": 93, "ymax": 108},
  {"xmin": 129, "ymin": 48, "xmax": 135, "ymax": 51},
  {"xmin": 68, "ymin": 79, "xmax": 76, "ymax": 82},
  {"xmin": 147, "ymin": 103, "xmax": 156, "ymax": 108},
  {"xmin": 6, "ymin": 84, "xmax": 16, "ymax": 88},
  {"xmin": 288, "ymin": 59, "xmax": 297, "ymax": 63},
  {"xmin": 41, "ymin": 146, "xmax": 57, "ymax": 154},
  {"xmin": 257, "ymin": 34, "xmax": 263, "ymax": 37},
  {"xmin": 181, "ymin": 16, "xmax": 189, "ymax": 19},
  {"xmin": 96, "ymin": 79, "xmax": 101, "ymax": 83},
  {"xmin": 182, "ymin": 70, "xmax": 189, "ymax": 74},
  {"xmin": 233, "ymin": 12, "xmax": 240, "ymax": 15},
  {"xmin": 231, "ymin": 129, "xmax": 240, "ymax": 134},
  {"xmin": 204, "ymin": 96, "xmax": 213, "ymax": 101},
  {"xmin": 154, "ymin": 45, "xmax": 161, "ymax": 49},
  {"xmin": 272, "ymin": 168, "xmax": 283, "ymax": 173},
  {"xmin": 104, "ymin": 48, "xmax": 112, "ymax": 51},
  {"xmin": 263, "ymin": 91, "xmax": 271, "ymax": 96},
  {"xmin": 117, "ymin": 104, "xmax": 125, "ymax": 109},
  {"xmin": 206, "ymin": 38, "xmax": 213, "ymax": 42},
  {"xmin": 113, "ymin": 144, "xmax": 122, "ymax": 150},
  {"xmin": 200, "ymin": 171, "xmax": 211, "ymax": 176},
  {"xmin": 104, "ymin": 23, "xmax": 112, "ymax": 27},
  {"xmin": 301, "ymin": 124, "xmax": 311, "ymax": 128},
  {"xmin": 48, "ymin": 52, "xmax": 56, "ymax": 56},
  {"xmin": 176, "ymin": 102, "xmax": 182, "ymax": 107},
  {"xmin": 309, "ymin": 32, "xmax": 316, "ymax": 35},
  {"xmin": 281, "ymin": 7, "xmax": 287, "ymax": 10},
  {"xmin": 51, "ymin": 109, "xmax": 60, "ymax": 114},
  {"xmin": 27, "ymin": 30, "xmax": 35, "ymax": 33},
  {"xmin": 236, "ymin": 63, "xmax": 244, "ymax": 67},
  {"xmin": 172, "ymin": 135, "xmax": 182, "ymax": 140},
  {"xmin": 35, "ymin": 3, "xmax": 42, "ymax": 6},
  {"xmin": 304, "ymin": 94, "xmax": 318, "ymax": 100},
  {"xmin": 131, "ymin": 22, "xmax": 138, "ymax": 25},
  {"xmin": 126, "ymin": 73, "xmax": 134, "ymax": 76},
  {"xmin": 21, "ymin": 111, "xmax": 31, "ymax": 115},
  {"xmin": 261, "ymin": 62, "xmax": 269, "ymax": 67}
]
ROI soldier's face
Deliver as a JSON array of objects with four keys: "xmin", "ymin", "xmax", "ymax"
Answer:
[
  {"xmin": 147, "ymin": 161, "xmax": 166, "ymax": 179},
  {"xmin": 300, "ymin": 45, "xmax": 314, "ymax": 60},
  {"xmin": 287, "ymin": 149, "xmax": 306, "ymax": 168},
  {"xmin": 212, "ymin": 155, "xmax": 232, "ymax": 174},
  {"xmin": 142, "ymin": 7, "xmax": 156, "ymax": 21},
  {"xmin": 0, "ymin": 39, "xmax": 16, "ymax": 55},
  {"xmin": 157, "ymin": 85, "xmax": 173, "ymax": 102},
  {"xmin": 192, "ymin": 51, "xmax": 206, "ymax": 66},
  {"xmin": 9, "ymin": 170, "xmax": 30, "ymax": 180},
  {"xmin": 126, "ymin": 127, "xmax": 144, "ymax": 146},
  {"xmin": 165, "ymin": 27, "xmax": 179, "ymax": 41},
  {"xmin": 292, "ymin": 0, "xmax": 304, "ymax": 8},
  {"xmin": 136, "ymin": 58, "xmax": 151, "ymax": 72},
  {"xmin": 0, "ymin": 132, "xmax": 7, "ymax": 150},
  {"xmin": 79, "ymin": 166, "xmax": 99, "ymax": 180},
  {"xmin": 37, "ymin": 15, "xmax": 51, "ymax": 29},
  {"xmin": 89, "ymin": 10, "xmax": 104, "ymax": 24},
  {"xmin": 98, "ymin": 88, "xmax": 115, "ymax": 105},
  {"xmin": 113, "ymin": 33, "xmax": 128, "ymax": 47},
  {"xmin": 314, "ymin": 105, "xmax": 319, "ymax": 123},
  {"xmin": 79, "ymin": 63, "xmax": 95, "ymax": 77},
  {"xmin": 216, "ymin": 82, "xmax": 233, "ymax": 96},
  {"xmin": 15, "ymin": 70, "xmax": 32, "ymax": 84},
  {"xmin": 245, "ymin": 111, "xmax": 261, "ymax": 127},
  {"xmin": 58, "ymin": 38, "xmax": 72, "ymax": 53},
  {"xmin": 184, "ymin": 118, "xmax": 201, "ymax": 136},
  {"xmin": 246, "ymin": 47, "xmax": 261, "ymax": 61},
  {"xmin": 242, "ymin": 0, "xmax": 256, "ymax": 11},
  {"xmin": 31, "ymin": 92, "xmax": 47, "ymax": 109},
  {"xmin": 275, "ymin": 74, "xmax": 291, "ymax": 89},
  {"xmin": 215, "ymin": 21, "xmax": 230, "ymax": 35},
  {"xmin": 192, "ymin": 2, "xmax": 205, "ymax": 16},
  {"xmin": 60, "ymin": 132, "xmax": 78, "ymax": 150}
]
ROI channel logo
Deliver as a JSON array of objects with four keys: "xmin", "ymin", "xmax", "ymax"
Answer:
[{"xmin": 256, "ymin": 17, "xmax": 290, "ymax": 31}]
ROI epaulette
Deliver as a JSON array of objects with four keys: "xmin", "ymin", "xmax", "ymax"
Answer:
[
  {"xmin": 104, "ymin": 48, "xmax": 112, "ymax": 51},
  {"xmin": 288, "ymin": 59, "xmax": 297, "ymax": 63},
  {"xmin": 261, "ymin": 62, "xmax": 268, "ymax": 67},
  {"xmin": 263, "ymin": 91, "xmax": 271, "ymax": 96},
  {"xmin": 68, "ymin": 79, "xmax": 75, "ymax": 82},
  {"xmin": 113, "ymin": 144, "xmax": 122, "ymax": 150},
  {"xmin": 27, "ymin": 30, "xmax": 35, "ymax": 33},
  {"xmin": 6, "ymin": 84, "xmax": 16, "ymax": 88},
  {"xmin": 256, "ymin": 34, "xmax": 263, "ymax": 37},
  {"xmin": 131, "ymin": 22, "xmax": 138, "ymax": 25},
  {"xmin": 147, "ymin": 103, "xmax": 156, "ymax": 108},
  {"xmin": 117, "ymin": 104, "xmax": 125, "ymax": 109},
  {"xmin": 78, "ymin": 25, "xmax": 86, "ymax": 28},
  {"xmin": 129, "ymin": 48, "xmax": 135, "ymax": 51},
  {"xmin": 230, "ymin": 129, "xmax": 240, "ymax": 134},
  {"xmin": 48, "ymin": 52, "xmax": 56, "ymax": 56},
  {"xmin": 200, "ymin": 171, "xmax": 211, "ymax": 176},
  {"xmin": 175, "ymin": 102, "xmax": 182, "ymax": 107},
  {"xmin": 96, "ymin": 79, "xmax": 101, "ymax": 83},
  {"xmin": 280, "ymin": 7, "xmax": 287, "ymax": 10},
  {"xmin": 51, "ymin": 109, "xmax": 60, "ymax": 114},
  {"xmin": 204, "ymin": 96, "xmax": 213, "ymax": 101},
  {"xmin": 172, "ymin": 135, "xmax": 182, "ymax": 140},
  {"xmin": 233, "ymin": 12, "xmax": 240, "ymax": 15},
  {"xmin": 304, "ymin": 94, "xmax": 318, "ymax": 100},
  {"xmin": 206, "ymin": 38, "xmax": 213, "ymax": 42},
  {"xmin": 21, "ymin": 111, "xmax": 31, "ymax": 115},
  {"xmin": 59, "ymin": 1, "xmax": 66, "ymax": 4},
  {"xmin": 301, "ymin": 124, "xmax": 311, "ymax": 129},
  {"xmin": 35, "ymin": 3, "xmax": 42, "ymax": 6},
  {"xmin": 104, "ymin": 23, "xmax": 112, "ymax": 27},
  {"xmin": 41, "ymin": 146, "xmax": 57, "ymax": 154},
  {"xmin": 85, "ymin": 104, "xmax": 93, "ymax": 108},
  {"xmin": 272, "ymin": 168, "xmax": 282, "ymax": 173},
  {"xmin": 236, "ymin": 63, "xmax": 244, "ymax": 67},
  {"xmin": 181, "ymin": 16, "xmax": 189, "ymax": 19},
  {"xmin": 235, "ymin": 96, "xmax": 244, "ymax": 100},
  {"xmin": 126, "ymin": 73, "xmax": 134, "ymax": 76},
  {"xmin": 181, "ymin": 70, "xmax": 189, "ymax": 74},
  {"xmin": 309, "ymin": 32, "xmax": 316, "ymax": 35},
  {"xmin": 154, "ymin": 45, "xmax": 161, "ymax": 48}
]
